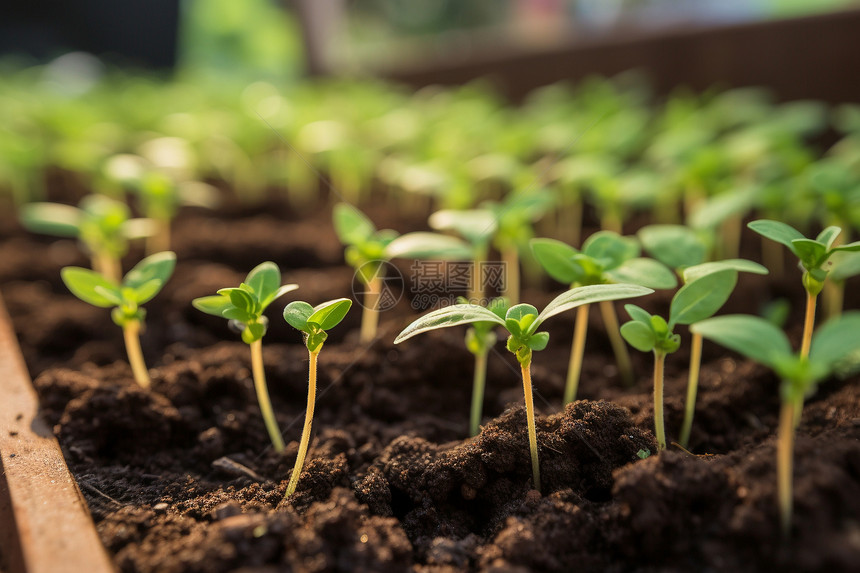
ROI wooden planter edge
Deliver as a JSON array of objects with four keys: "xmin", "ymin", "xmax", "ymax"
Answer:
[{"xmin": 0, "ymin": 294, "xmax": 115, "ymax": 573}]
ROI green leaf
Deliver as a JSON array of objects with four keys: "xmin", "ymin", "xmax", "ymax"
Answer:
[
  {"xmin": 505, "ymin": 304, "xmax": 539, "ymax": 336},
  {"xmin": 621, "ymin": 321, "xmax": 657, "ymax": 352},
  {"xmin": 534, "ymin": 283, "xmax": 653, "ymax": 331},
  {"xmin": 830, "ymin": 251, "xmax": 860, "ymax": 282},
  {"xmin": 690, "ymin": 314, "xmax": 793, "ymax": 370},
  {"xmin": 669, "ymin": 269, "xmax": 738, "ymax": 328},
  {"xmin": 606, "ymin": 258, "xmax": 677, "ymax": 289},
  {"xmin": 637, "ymin": 224, "xmax": 707, "ymax": 269},
  {"xmin": 242, "ymin": 321, "xmax": 267, "ymax": 344},
  {"xmin": 217, "ymin": 288, "xmax": 255, "ymax": 314},
  {"xmin": 747, "ymin": 219, "xmax": 804, "ymax": 253},
  {"xmin": 527, "ymin": 331, "xmax": 550, "ymax": 351},
  {"xmin": 333, "ymin": 203, "xmax": 376, "ymax": 246},
  {"xmin": 245, "ymin": 262, "xmax": 281, "ymax": 303},
  {"xmin": 192, "ymin": 295, "xmax": 233, "ymax": 317},
  {"xmin": 791, "ymin": 239, "xmax": 828, "ymax": 269},
  {"xmin": 815, "ymin": 226, "xmax": 842, "ymax": 250},
  {"xmin": 308, "ymin": 298, "xmax": 352, "ymax": 330},
  {"xmin": 808, "ymin": 312, "xmax": 860, "ymax": 376},
  {"xmin": 530, "ymin": 238, "xmax": 582, "ymax": 284},
  {"xmin": 682, "ymin": 259, "xmax": 768, "ymax": 283},
  {"xmin": 261, "ymin": 283, "xmax": 300, "ymax": 309},
  {"xmin": 428, "ymin": 209, "xmax": 497, "ymax": 246},
  {"xmin": 690, "ymin": 189, "xmax": 754, "ymax": 229},
  {"xmin": 384, "ymin": 232, "xmax": 473, "ymax": 260},
  {"xmin": 283, "ymin": 301, "xmax": 314, "ymax": 332},
  {"xmin": 123, "ymin": 251, "xmax": 176, "ymax": 289},
  {"xmin": 394, "ymin": 304, "xmax": 506, "ymax": 344},
  {"xmin": 61, "ymin": 267, "xmax": 122, "ymax": 308},
  {"xmin": 20, "ymin": 203, "xmax": 82, "ymax": 237},
  {"xmin": 624, "ymin": 304, "xmax": 653, "ymax": 325},
  {"xmin": 223, "ymin": 307, "xmax": 253, "ymax": 323},
  {"xmin": 582, "ymin": 231, "xmax": 639, "ymax": 270},
  {"xmin": 831, "ymin": 240, "xmax": 860, "ymax": 253},
  {"xmin": 131, "ymin": 278, "xmax": 164, "ymax": 305}
]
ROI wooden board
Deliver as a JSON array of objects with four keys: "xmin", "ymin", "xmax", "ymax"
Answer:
[{"xmin": 0, "ymin": 295, "xmax": 115, "ymax": 573}]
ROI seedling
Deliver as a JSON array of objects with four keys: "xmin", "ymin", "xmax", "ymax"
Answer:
[
  {"xmin": 692, "ymin": 312, "xmax": 860, "ymax": 536},
  {"xmin": 531, "ymin": 232, "xmax": 676, "ymax": 401},
  {"xmin": 61, "ymin": 251, "xmax": 176, "ymax": 388},
  {"xmin": 20, "ymin": 194, "xmax": 155, "ymax": 282},
  {"xmin": 620, "ymin": 269, "xmax": 741, "ymax": 451},
  {"xmin": 283, "ymin": 298, "xmax": 352, "ymax": 497},
  {"xmin": 748, "ymin": 220, "xmax": 860, "ymax": 360},
  {"xmin": 333, "ymin": 202, "xmax": 471, "ymax": 343},
  {"xmin": 192, "ymin": 263, "xmax": 298, "ymax": 452},
  {"xmin": 459, "ymin": 297, "xmax": 509, "ymax": 436},
  {"xmin": 396, "ymin": 283, "xmax": 653, "ymax": 492},
  {"xmin": 676, "ymin": 260, "xmax": 769, "ymax": 448},
  {"xmin": 428, "ymin": 209, "xmax": 497, "ymax": 302},
  {"xmin": 637, "ymin": 224, "xmax": 710, "ymax": 272}
]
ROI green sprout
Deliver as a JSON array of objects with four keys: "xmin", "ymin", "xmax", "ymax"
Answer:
[
  {"xmin": 395, "ymin": 284, "xmax": 653, "ymax": 492},
  {"xmin": 620, "ymin": 269, "xmax": 742, "ymax": 451},
  {"xmin": 20, "ymin": 194, "xmax": 155, "ymax": 283},
  {"xmin": 748, "ymin": 220, "xmax": 860, "ymax": 360},
  {"xmin": 283, "ymin": 298, "xmax": 352, "ymax": 497},
  {"xmin": 61, "ymin": 252, "xmax": 176, "ymax": 388},
  {"xmin": 332, "ymin": 202, "xmax": 471, "ymax": 343},
  {"xmin": 691, "ymin": 312, "xmax": 860, "ymax": 536},
  {"xmin": 676, "ymin": 260, "xmax": 768, "ymax": 448},
  {"xmin": 192, "ymin": 262, "xmax": 299, "ymax": 452},
  {"xmin": 531, "ymin": 232, "xmax": 676, "ymax": 401},
  {"xmin": 460, "ymin": 297, "xmax": 509, "ymax": 436}
]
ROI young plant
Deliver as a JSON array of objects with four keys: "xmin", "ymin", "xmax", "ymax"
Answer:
[
  {"xmin": 283, "ymin": 298, "xmax": 352, "ymax": 497},
  {"xmin": 459, "ymin": 297, "xmax": 509, "ymax": 436},
  {"xmin": 531, "ymin": 232, "xmax": 676, "ymax": 401},
  {"xmin": 192, "ymin": 263, "xmax": 298, "ymax": 452},
  {"xmin": 676, "ymin": 260, "xmax": 768, "ymax": 447},
  {"xmin": 691, "ymin": 312, "xmax": 860, "ymax": 536},
  {"xmin": 428, "ymin": 209, "xmax": 497, "ymax": 302},
  {"xmin": 61, "ymin": 251, "xmax": 176, "ymax": 388},
  {"xmin": 637, "ymin": 224, "xmax": 710, "ymax": 273},
  {"xmin": 748, "ymin": 220, "xmax": 860, "ymax": 360},
  {"xmin": 620, "ymin": 269, "xmax": 743, "ymax": 451},
  {"xmin": 20, "ymin": 194, "xmax": 155, "ymax": 282},
  {"xmin": 333, "ymin": 203, "xmax": 470, "ymax": 343},
  {"xmin": 395, "ymin": 283, "xmax": 653, "ymax": 492}
]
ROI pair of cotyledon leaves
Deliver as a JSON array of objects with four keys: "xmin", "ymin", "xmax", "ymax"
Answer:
[
  {"xmin": 61, "ymin": 251, "xmax": 176, "ymax": 325},
  {"xmin": 192, "ymin": 261, "xmax": 350, "ymax": 348}
]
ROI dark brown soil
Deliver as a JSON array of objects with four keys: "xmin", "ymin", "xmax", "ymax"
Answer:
[{"xmin": 2, "ymin": 191, "xmax": 860, "ymax": 572}]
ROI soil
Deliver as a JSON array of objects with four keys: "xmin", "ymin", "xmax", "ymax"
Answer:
[{"xmin": 2, "ymin": 187, "xmax": 860, "ymax": 572}]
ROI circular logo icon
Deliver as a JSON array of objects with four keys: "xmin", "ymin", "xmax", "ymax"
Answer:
[{"xmin": 351, "ymin": 260, "xmax": 404, "ymax": 311}]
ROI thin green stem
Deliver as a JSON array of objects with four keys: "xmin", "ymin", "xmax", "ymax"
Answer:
[
  {"xmin": 822, "ymin": 279, "xmax": 844, "ymax": 321},
  {"xmin": 94, "ymin": 252, "xmax": 121, "ymax": 284},
  {"xmin": 653, "ymin": 350, "xmax": 667, "ymax": 452},
  {"xmin": 520, "ymin": 361, "xmax": 541, "ymax": 492},
  {"xmin": 286, "ymin": 348, "xmax": 318, "ymax": 497},
  {"xmin": 800, "ymin": 291, "xmax": 816, "ymax": 360},
  {"xmin": 599, "ymin": 300, "xmax": 634, "ymax": 386},
  {"xmin": 469, "ymin": 351, "xmax": 489, "ymax": 436},
  {"xmin": 679, "ymin": 332, "xmax": 703, "ymax": 449},
  {"xmin": 777, "ymin": 400, "xmax": 795, "ymax": 538},
  {"xmin": 250, "ymin": 339, "xmax": 285, "ymax": 453},
  {"xmin": 359, "ymin": 275, "xmax": 382, "ymax": 344},
  {"xmin": 563, "ymin": 303, "xmax": 590, "ymax": 405},
  {"xmin": 123, "ymin": 320, "xmax": 150, "ymax": 388}
]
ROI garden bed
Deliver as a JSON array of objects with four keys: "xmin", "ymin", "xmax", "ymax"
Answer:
[{"xmin": 1, "ymin": 192, "xmax": 859, "ymax": 572}]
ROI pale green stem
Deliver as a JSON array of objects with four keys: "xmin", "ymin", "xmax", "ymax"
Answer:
[
  {"xmin": 679, "ymin": 332, "xmax": 703, "ymax": 449},
  {"xmin": 796, "ymin": 293, "xmax": 815, "ymax": 428},
  {"xmin": 123, "ymin": 320, "xmax": 150, "ymax": 389},
  {"xmin": 599, "ymin": 300, "xmax": 634, "ymax": 386},
  {"xmin": 469, "ymin": 245, "xmax": 488, "ymax": 303},
  {"xmin": 146, "ymin": 218, "xmax": 172, "ymax": 256},
  {"xmin": 469, "ymin": 351, "xmax": 489, "ymax": 437},
  {"xmin": 250, "ymin": 339, "xmax": 285, "ymax": 453},
  {"xmin": 719, "ymin": 214, "xmax": 742, "ymax": 259},
  {"xmin": 563, "ymin": 303, "xmax": 590, "ymax": 405},
  {"xmin": 601, "ymin": 210, "xmax": 623, "ymax": 234},
  {"xmin": 653, "ymin": 350, "xmax": 667, "ymax": 452},
  {"xmin": 360, "ymin": 275, "xmax": 382, "ymax": 344},
  {"xmin": 822, "ymin": 280, "xmax": 844, "ymax": 321},
  {"xmin": 520, "ymin": 360, "xmax": 541, "ymax": 492},
  {"xmin": 286, "ymin": 348, "xmax": 318, "ymax": 497},
  {"xmin": 559, "ymin": 194, "xmax": 582, "ymax": 247},
  {"xmin": 94, "ymin": 252, "xmax": 121, "ymax": 284},
  {"xmin": 777, "ymin": 399, "xmax": 795, "ymax": 538}
]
